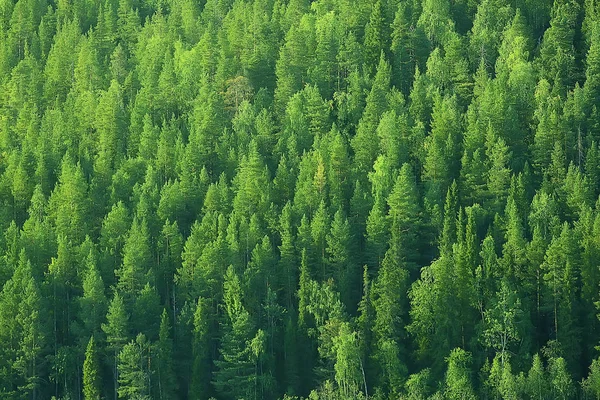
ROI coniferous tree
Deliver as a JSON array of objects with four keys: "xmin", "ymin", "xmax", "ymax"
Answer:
[
  {"xmin": 213, "ymin": 266, "xmax": 267, "ymax": 400},
  {"xmin": 118, "ymin": 333, "xmax": 152, "ymax": 400},
  {"xmin": 78, "ymin": 251, "xmax": 107, "ymax": 340},
  {"xmin": 2, "ymin": 1, "xmax": 600, "ymax": 398},
  {"xmin": 83, "ymin": 336, "xmax": 101, "ymax": 400},
  {"xmin": 0, "ymin": 250, "xmax": 47, "ymax": 399},
  {"xmin": 102, "ymin": 292, "xmax": 130, "ymax": 400},
  {"xmin": 444, "ymin": 348, "xmax": 477, "ymax": 400},
  {"xmin": 538, "ymin": 0, "xmax": 580, "ymax": 91},
  {"xmin": 351, "ymin": 54, "xmax": 391, "ymax": 174},
  {"xmin": 364, "ymin": 1, "xmax": 386, "ymax": 75},
  {"xmin": 326, "ymin": 208, "xmax": 355, "ymax": 309},
  {"xmin": 525, "ymin": 353, "xmax": 548, "ymax": 399},
  {"xmin": 48, "ymin": 156, "xmax": 90, "ymax": 245},
  {"xmin": 423, "ymin": 94, "xmax": 462, "ymax": 214},
  {"xmin": 188, "ymin": 297, "xmax": 212, "ymax": 400},
  {"xmin": 117, "ymin": 217, "xmax": 151, "ymax": 301},
  {"xmin": 156, "ymin": 309, "xmax": 177, "ymax": 400}
]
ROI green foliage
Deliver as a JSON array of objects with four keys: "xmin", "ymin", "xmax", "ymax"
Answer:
[
  {"xmin": 0, "ymin": 1, "xmax": 599, "ymax": 399},
  {"xmin": 78, "ymin": 252, "xmax": 107, "ymax": 339},
  {"xmin": 548, "ymin": 356, "xmax": 575, "ymax": 400},
  {"xmin": 83, "ymin": 336, "xmax": 101, "ymax": 400},
  {"xmin": 482, "ymin": 280, "xmax": 523, "ymax": 363},
  {"xmin": 118, "ymin": 333, "xmax": 152, "ymax": 400},
  {"xmin": 333, "ymin": 322, "xmax": 362, "ymax": 398},
  {"xmin": 156, "ymin": 309, "xmax": 177, "ymax": 399},
  {"xmin": 583, "ymin": 358, "xmax": 600, "ymax": 399},
  {"xmin": 0, "ymin": 251, "xmax": 47, "ymax": 399},
  {"xmin": 444, "ymin": 348, "xmax": 477, "ymax": 400},
  {"xmin": 213, "ymin": 266, "xmax": 270, "ymax": 400},
  {"xmin": 116, "ymin": 217, "xmax": 151, "ymax": 299}
]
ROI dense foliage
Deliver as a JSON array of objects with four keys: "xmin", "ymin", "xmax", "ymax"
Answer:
[{"xmin": 1, "ymin": 0, "xmax": 600, "ymax": 398}]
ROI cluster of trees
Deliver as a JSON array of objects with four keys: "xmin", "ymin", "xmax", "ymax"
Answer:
[{"xmin": 2, "ymin": 0, "xmax": 600, "ymax": 398}]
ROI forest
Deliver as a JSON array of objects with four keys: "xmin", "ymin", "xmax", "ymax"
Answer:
[{"xmin": 2, "ymin": 0, "xmax": 600, "ymax": 398}]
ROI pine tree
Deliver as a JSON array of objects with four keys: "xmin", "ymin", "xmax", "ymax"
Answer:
[
  {"xmin": 365, "ymin": 196, "xmax": 389, "ymax": 269},
  {"xmin": 309, "ymin": 11, "xmax": 340, "ymax": 98},
  {"xmin": 417, "ymin": 0, "xmax": 455, "ymax": 47},
  {"xmin": 409, "ymin": 253, "xmax": 463, "ymax": 374},
  {"xmin": 274, "ymin": 20, "xmax": 312, "ymax": 114},
  {"xmin": 351, "ymin": 54, "xmax": 391, "ymax": 173},
  {"xmin": 244, "ymin": 235, "xmax": 277, "ymax": 316},
  {"xmin": 583, "ymin": 358, "xmax": 600, "ymax": 398},
  {"xmin": 102, "ymin": 292, "xmax": 130, "ymax": 400},
  {"xmin": 376, "ymin": 110, "xmax": 410, "ymax": 172},
  {"xmin": 541, "ymin": 224, "xmax": 582, "ymax": 371},
  {"xmin": 423, "ymin": 94, "xmax": 462, "ymax": 212},
  {"xmin": 585, "ymin": 25, "xmax": 600, "ymax": 118},
  {"xmin": 48, "ymin": 156, "xmax": 90, "ymax": 245},
  {"xmin": 326, "ymin": 208, "xmax": 355, "ymax": 309},
  {"xmin": 532, "ymin": 80, "xmax": 561, "ymax": 173},
  {"xmin": 278, "ymin": 202, "xmax": 297, "ymax": 310},
  {"xmin": 386, "ymin": 163, "xmax": 421, "ymax": 272},
  {"xmin": 213, "ymin": 266, "xmax": 263, "ymax": 400},
  {"xmin": 0, "ymin": 251, "xmax": 47, "ymax": 399},
  {"xmin": 295, "ymin": 231, "xmax": 311, "ymax": 308},
  {"xmin": 538, "ymin": 0, "xmax": 580, "ymax": 91},
  {"xmin": 99, "ymin": 201, "xmax": 131, "ymax": 286},
  {"xmin": 118, "ymin": 334, "xmax": 152, "ymax": 400},
  {"xmin": 391, "ymin": 2, "xmax": 428, "ymax": 95},
  {"xmin": 232, "ymin": 140, "xmax": 272, "ymax": 218},
  {"xmin": 116, "ymin": 217, "xmax": 151, "ymax": 301},
  {"xmin": 469, "ymin": 0, "xmax": 514, "ymax": 71},
  {"xmin": 43, "ymin": 19, "xmax": 80, "ymax": 103},
  {"xmin": 326, "ymin": 126, "xmax": 352, "ymax": 209},
  {"xmin": 186, "ymin": 297, "xmax": 211, "ymax": 399},
  {"xmin": 357, "ymin": 264, "xmax": 373, "ymax": 369},
  {"xmin": 333, "ymin": 322, "xmax": 363, "ymax": 398},
  {"xmin": 83, "ymin": 336, "xmax": 101, "ymax": 400},
  {"xmin": 444, "ymin": 348, "xmax": 477, "ymax": 400},
  {"xmin": 47, "ymin": 235, "xmax": 77, "ymax": 383},
  {"xmin": 485, "ymin": 129, "xmax": 512, "ymax": 214},
  {"xmin": 133, "ymin": 283, "xmax": 162, "ymax": 341},
  {"xmin": 525, "ymin": 353, "xmax": 548, "ymax": 399},
  {"xmin": 21, "ymin": 184, "xmax": 55, "ymax": 278},
  {"xmin": 311, "ymin": 201, "xmax": 330, "ymax": 280},
  {"xmin": 371, "ymin": 245, "xmax": 409, "ymax": 395},
  {"xmin": 548, "ymin": 356, "xmax": 574, "ymax": 400},
  {"xmin": 363, "ymin": 1, "xmax": 385, "ymax": 75},
  {"xmin": 404, "ymin": 368, "xmax": 433, "ymax": 400},
  {"xmin": 156, "ymin": 219, "xmax": 182, "ymax": 304},
  {"xmin": 439, "ymin": 181, "xmax": 458, "ymax": 257},
  {"xmin": 578, "ymin": 207, "xmax": 600, "ymax": 359},
  {"xmin": 156, "ymin": 309, "xmax": 177, "ymax": 400},
  {"xmin": 501, "ymin": 196, "xmax": 528, "ymax": 282},
  {"xmin": 78, "ymin": 251, "xmax": 107, "ymax": 339}
]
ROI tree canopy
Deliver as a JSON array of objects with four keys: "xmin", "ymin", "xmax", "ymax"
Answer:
[{"xmin": 0, "ymin": 0, "xmax": 600, "ymax": 399}]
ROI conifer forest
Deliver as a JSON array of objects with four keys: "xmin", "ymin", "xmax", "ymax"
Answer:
[{"xmin": 5, "ymin": 0, "xmax": 600, "ymax": 398}]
